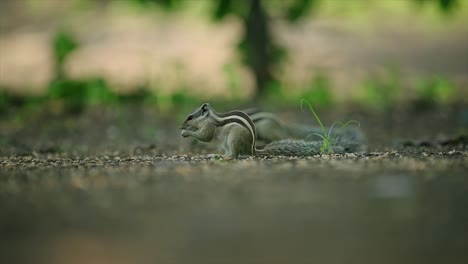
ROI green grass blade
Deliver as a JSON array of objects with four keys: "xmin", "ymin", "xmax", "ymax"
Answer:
[
  {"xmin": 305, "ymin": 133, "xmax": 326, "ymax": 141},
  {"xmin": 335, "ymin": 120, "xmax": 361, "ymax": 129},
  {"xmin": 300, "ymin": 99, "xmax": 327, "ymax": 136}
]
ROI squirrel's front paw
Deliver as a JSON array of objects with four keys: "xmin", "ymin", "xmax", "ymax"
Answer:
[{"xmin": 181, "ymin": 130, "xmax": 190, "ymax": 138}]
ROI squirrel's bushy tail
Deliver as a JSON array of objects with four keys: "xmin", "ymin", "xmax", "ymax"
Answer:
[
  {"xmin": 256, "ymin": 137, "xmax": 366, "ymax": 157},
  {"xmin": 332, "ymin": 136, "xmax": 367, "ymax": 153}
]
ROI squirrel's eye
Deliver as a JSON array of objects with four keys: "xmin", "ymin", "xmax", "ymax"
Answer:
[{"xmin": 187, "ymin": 115, "xmax": 193, "ymax": 120}]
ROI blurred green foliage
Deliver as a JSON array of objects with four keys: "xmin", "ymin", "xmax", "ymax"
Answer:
[
  {"xmin": 47, "ymin": 79, "xmax": 119, "ymax": 111},
  {"xmin": 123, "ymin": 0, "xmax": 316, "ymax": 98},
  {"xmin": 300, "ymin": 74, "xmax": 334, "ymax": 107},
  {"xmin": 49, "ymin": 31, "xmax": 120, "ymax": 112},
  {"xmin": 0, "ymin": 90, "xmax": 21, "ymax": 112},
  {"xmin": 357, "ymin": 67, "xmax": 401, "ymax": 109},
  {"xmin": 211, "ymin": 0, "xmax": 317, "ymax": 98},
  {"xmin": 124, "ymin": 0, "xmax": 461, "ymax": 99},
  {"xmin": 260, "ymin": 74, "xmax": 333, "ymax": 108},
  {"xmin": 223, "ymin": 63, "xmax": 242, "ymax": 99},
  {"xmin": 416, "ymin": 0, "xmax": 459, "ymax": 13},
  {"xmin": 131, "ymin": 0, "xmax": 182, "ymax": 9},
  {"xmin": 415, "ymin": 76, "xmax": 455, "ymax": 105},
  {"xmin": 53, "ymin": 31, "xmax": 78, "ymax": 77},
  {"xmin": 285, "ymin": 0, "xmax": 318, "ymax": 22},
  {"xmin": 0, "ymin": 0, "xmax": 464, "ymax": 114}
]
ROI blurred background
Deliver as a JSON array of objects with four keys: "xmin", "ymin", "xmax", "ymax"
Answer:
[
  {"xmin": 1, "ymin": 0, "xmax": 467, "ymax": 109},
  {"xmin": 1, "ymin": 1, "xmax": 468, "ymax": 264}
]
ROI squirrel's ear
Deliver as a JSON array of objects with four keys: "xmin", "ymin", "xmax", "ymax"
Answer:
[{"xmin": 201, "ymin": 103, "xmax": 210, "ymax": 112}]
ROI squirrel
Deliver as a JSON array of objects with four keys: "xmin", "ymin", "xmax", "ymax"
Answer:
[
  {"xmin": 180, "ymin": 103, "xmax": 365, "ymax": 159},
  {"xmin": 243, "ymin": 108, "xmax": 366, "ymax": 147}
]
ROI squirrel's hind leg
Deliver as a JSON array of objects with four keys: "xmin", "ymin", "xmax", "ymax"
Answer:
[{"xmin": 225, "ymin": 130, "xmax": 247, "ymax": 159}]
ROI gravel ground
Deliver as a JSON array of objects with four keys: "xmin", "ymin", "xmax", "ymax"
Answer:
[{"xmin": 1, "ymin": 104, "xmax": 467, "ymax": 264}]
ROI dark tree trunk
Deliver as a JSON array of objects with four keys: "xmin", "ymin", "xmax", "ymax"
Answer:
[{"xmin": 245, "ymin": 0, "xmax": 273, "ymax": 100}]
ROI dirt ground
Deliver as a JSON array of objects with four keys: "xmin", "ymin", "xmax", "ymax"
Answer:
[{"xmin": 1, "ymin": 104, "xmax": 468, "ymax": 264}]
